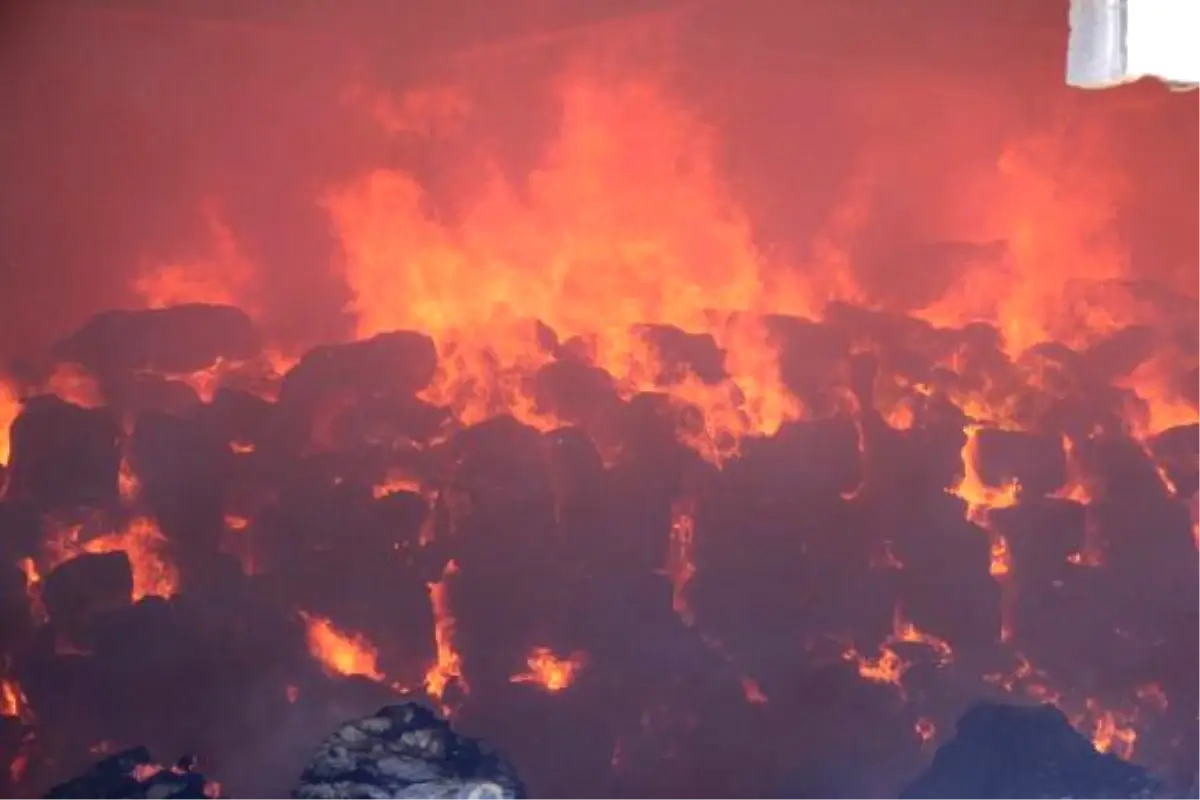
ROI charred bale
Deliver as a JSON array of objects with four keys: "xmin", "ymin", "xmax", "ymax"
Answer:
[
  {"xmin": 0, "ymin": 499, "xmax": 42, "ymax": 563},
  {"xmin": 531, "ymin": 360, "xmax": 619, "ymax": 426},
  {"xmin": 974, "ymin": 428, "xmax": 1068, "ymax": 498},
  {"xmin": 114, "ymin": 372, "xmax": 206, "ymax": 417},
  {"xmin": 292, "ymin": 701, "xmax": 526, "ymax": 799},
  {"xmin": 0, "ymin": 559, "xmax": 34, "ymax": 650},
  {"xmin": 279, "ymin": 332, "xmax": 438, "ymax": 410},
  {"xmin": 202, "ymin": 388, "xmax": 277, "ymax": 452},
  {"xmin": 53, "ymin": 304, "xmax": 262, "ymax": 376},
  {"xmin": 328, "ymin": 393, "xmax": 449, "ymax": 450},
  {"xmin": 129, "ymin": 410, "xmax": 229, "ymax": 552},
  {"xmin": 899, "ymin": 702, "xmax": 1166, "ymax": 798},
  {"xmin": 633, "ymin": 324, "xmax": 726, "ymax": 385},
  {"xmin": 6, "ymin": 396, "xmax": 121, "ymax": 511},
  {"xmin": 42, "ymin": 551, "xmax": 133, "ymax": 632}
]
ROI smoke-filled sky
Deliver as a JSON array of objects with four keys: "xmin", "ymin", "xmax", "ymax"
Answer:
[{"xmin": 0, "ymin": 0, "xmax": 1195, "ymax": 363}]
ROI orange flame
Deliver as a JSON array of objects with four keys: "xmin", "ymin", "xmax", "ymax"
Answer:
[
  {"xmin": 844, "ymin": 605, "xmax": 954, "ymax": 696},
  {"xmin": 0, "ymin": 679, "xmax": 33, "ymax": 724},
  {"xmin": 133, "ymin": 203, "xmax": 257, "ymax": 314},
  {"xmin": 299, "ymin": 611, "xmax": 384, "ymax": 681},
  {"xmin": 0, "ymin": 378, "xmax": 19, "ymax": 467},
  {"xmin": 325, "ymin": 73, "xmax": 803, "ymax": 463},
  {"xmin": 45, "ymin": 517, "xmax": 179, "ymax": 601},
  {"xmin": 424, "ymin": 559, "xmax": 466, "ymax": 709},
  {"xmin": 510, "ymin": 647, "xmax": 587, "ymax": 692}
]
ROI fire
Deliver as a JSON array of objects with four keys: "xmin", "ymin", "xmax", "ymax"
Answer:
[
  {"xmin": 917, "ymin": 127, "xmax": 1131, "ymax": 356},
  {"xmin": 510, "ymin": 647, "xmax": 587, "ymax": 693},
  {"xmin": 950, "ymin": 425, "xmax": 1019, "ymax": 640},
  {"xmin": 665, "ymin": 491, "xmax": 697, "ymax": 625},
  {"xmin": 325, "ymin": 73, "xmax": 802, "ymax": 463},
  {"xmin": 988, "ymin": 535, "xmax": 1012, "ymax": 579},
  {"xmin": 299, "ymin": 611, "xmax": 384, "ymax": 682},
  {"xmin": 1081, "ymin": 699, "xmax": 1139, "ymax": 760},
  {"xmin": 914, "ymin": 717, "xmax": 937, "ymax": 747},
  {"xmin": 132, "ymin": 203, "xmax": 257, "ymax": 313},
  {"xmin": 16, "ymin": 558, "xmax": 46, "ymax": 624},
  {"xmin": 0, "ymin": 679, "xmax": 33, "ymax": 724},
  {"xmin": 0, "ymin": 36, "xmax": 1194, "ymax": 793},
  {"xmin": 43, "ymin": 363, "xmax": 102, "ymax": 408},
  {"xmin": 373, "ymin": 470, "xmax": 423, "ymax": 499},
  {"xmin": 0, "ymin": 377, "xmax": 19, "ymax": 467},
  {"xmin": 220, "ymin": 514, "xmax": 256, "ymax": 576},
  {"xmin": 844, "ymin": 605, "xmax": 954, "ymax": 696},
  {"xmin": 118, "ymin": 455, "xmax": 140, "ymax": 504},
  {"xmin": 45, "ymin": 517, "xmax": 179, "ymax": 601},
  {"xmin": 950, "ymin": 425, "xmax": 1020, "ymax": 526},
  {"xmin": 424, "ymin": 559, "xmax": 466, "ymax": 709}
]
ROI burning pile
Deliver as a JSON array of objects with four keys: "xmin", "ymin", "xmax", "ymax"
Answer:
[{"xmin": 0, "ymin": 61, "xmax": 1196, "ymax": 799}]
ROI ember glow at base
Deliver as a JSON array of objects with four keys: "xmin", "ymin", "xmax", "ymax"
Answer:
[{"xmin": 0, "ymin": 1, "xmax": 1195, "ymax": 797}]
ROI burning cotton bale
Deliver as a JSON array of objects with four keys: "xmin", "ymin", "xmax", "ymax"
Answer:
[{"xmin": 292, "ymin": 701, "xmax": 526, "ymax": 799}]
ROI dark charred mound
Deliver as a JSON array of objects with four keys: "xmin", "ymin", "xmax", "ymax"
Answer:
[
  {"xmin": 293, "ymin": 701, "xmax": 526, "ymax": 799},
  {"xmin": 44, "ymin": 747, "xmax": 220, "ymax": 799},
  {"xmin": 899, "ymin": 702, "xmax": 1166, "ymax": 799}
]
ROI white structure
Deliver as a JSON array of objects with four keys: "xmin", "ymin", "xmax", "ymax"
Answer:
[{"xmin": 1066, "ymin": 0, "xmax": 1200, "ymax": 89}]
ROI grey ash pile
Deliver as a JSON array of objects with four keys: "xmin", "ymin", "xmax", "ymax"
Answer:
[{"xmin": 292, "ymin": 702, "xmax": 526, "ymax": 799}]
